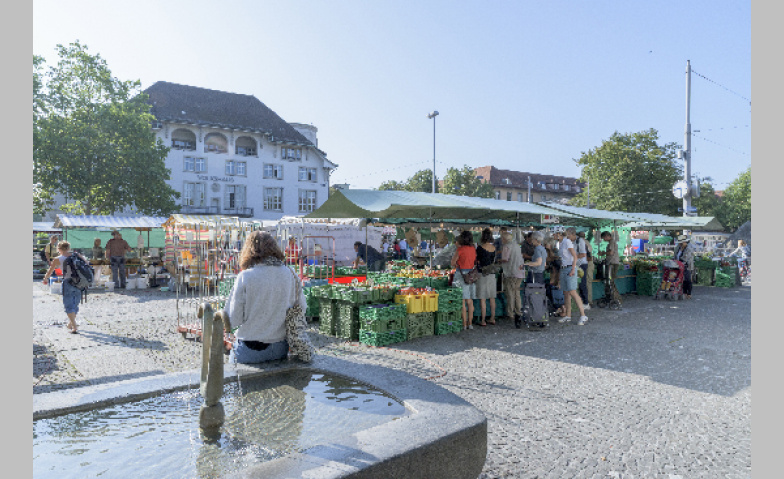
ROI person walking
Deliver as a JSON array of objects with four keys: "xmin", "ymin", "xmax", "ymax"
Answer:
[
  {"xmin": 674, "ymin": 234, "xmax": 696, "ymax": 299},
  {"xmin": 557, "ymin": 227, "xmax": 588, "ymax": 325},
  {"xmin": 223, "ymin": 231, "xmax": 309, "ymax": 364},
  {"xmin": 42, "ymin": 241, "xmax": 85, "ymax": 334},
  {"xmin": 598, "ymin": 230, "xmax": 622, "ymax": 303},
  {"xmin": 475, "ymin": 228, "xmax": 497, "ymax": 326},
  {"xmin": 499, "ymin": 231, "xmax": 525, "ymax": 324},
  {"xmin": 105, "ymin": 230, "xmax": 132, "ymax": 289},
  {"xmin": 451, "ymin": 230, "xmax": 478, "ymax": 330}
]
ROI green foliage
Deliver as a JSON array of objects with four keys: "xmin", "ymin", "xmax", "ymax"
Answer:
[
  {"xmin": 570, "ymin": 129, "xmax": 682, "ymax": 215},
  {"xmin": 378, "ymin": 180, "xmax": 407, "ymax": 191},
  {"xmin": 715, "ymin": 166, "xmax": 751, "ymax": 231},
  {"xmin": 33, "ymin": 41, "xmax": 180, "ymax": 216},
  {"xmin": 691, "ymin": 176, "xmax": 722, "ymax": 218},
  {"xmin": 441, "ymin": 165, "xmax": 494, "ymax": 198},
  {"xmin": 377, "ymin": 170, "xmax": 436, "ymax": 192}
]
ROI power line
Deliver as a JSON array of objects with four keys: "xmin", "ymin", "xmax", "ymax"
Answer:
[
  {"xmin": 691, "ymin": 69, "xmax": 751, "ymax": 105},
  {"xmin": 693, "ymin": 125, "xmax": 750, "ymax": 133},
  {"xmin": 692, "ymin": 132, "xmax": 750, "ymax": 156}
]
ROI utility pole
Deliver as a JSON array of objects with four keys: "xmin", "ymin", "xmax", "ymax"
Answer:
[
  {"xmin": 427, "ymin": 111, "xmax": 439, "ymax": 193},
  {"xmin": 683, "ymin": 60, "xmax": 693, "ymax": 217}
]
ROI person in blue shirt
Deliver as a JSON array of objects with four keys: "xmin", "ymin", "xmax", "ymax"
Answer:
[{"xmin": 354, "ymin": 241, "xmax": 386, "ymax": 271}]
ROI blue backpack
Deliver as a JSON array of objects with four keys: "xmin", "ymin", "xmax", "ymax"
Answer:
[{"xmin": 64, "ymin": 252, "xmax": 94, "ymax": 292}]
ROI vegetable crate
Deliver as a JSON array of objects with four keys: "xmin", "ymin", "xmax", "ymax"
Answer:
[
  {"xmin": 336, "ymin": 301, "xmax": 361, "ymax": 340},
  {"xmin": 395, "ymin": 294, "xmax": 425, "ymax": 314},
  {"xmin": 714, "ymin": 270, "xmax": 735, "ymax": 288},
  {"xmin": 435, "ymin": 310, "xmax": 460, "ymax": 324},
  {"xmin": 358, "ymin": 329, "xmax": 407, "ymax": 347},
  {"xmin": 318, "ymin": 299, "xmax": 338, "ymax": 336},
  {"xmin": 361, "ymin": 316, "xmax": 405, "ymax": 334},
  {"xmin": 437, "ymin": 287, "xmax": 463, "ymax": 301},
  {"xmin": 696, "ymin": 267, "xmax": 714, "ymax": 286},
  {"xmin": 435, "ymin": 320, "xmax": 462, "ymax": 335},
  {"xmin": 359, "ymin": 303, "xmax": 406, "ymax": 321},
  {"xmin": 339, "ymin": 288, "xmax": 374, "ymax": 304},
  {"xmin": 438, "ymin": 298, "xmax": 463, "ymax": 313},
  {"xmin": 427, "ymin": 277, "xmax": 449, "ymax": 289},
  {"xmin": 635, "ymin": 273, "xmax": 662, "ymax": 296},
  {"xmin": 305, "ymin": 295, "xmax": 321, "ymax": 317},
  {"xmin": 406, "ymin": 313, "xmax": 435, "ymax": 340}
]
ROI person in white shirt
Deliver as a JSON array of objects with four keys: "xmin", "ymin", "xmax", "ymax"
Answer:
[
  {"xmin": 557, "ymin": 227, "xmax": 588, "ymax": 325},
  {"xmin": 224, "ymin": 231, "xmax": 308, "ymax": 364},
  {"xmin": 398, "ymin": 238, "xmax": 409, "ymax": 260}
]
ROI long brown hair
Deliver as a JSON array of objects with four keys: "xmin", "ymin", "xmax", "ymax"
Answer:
[{"xmin": 238, "ymin": 231, "xmax": 285, "ymax": 270}]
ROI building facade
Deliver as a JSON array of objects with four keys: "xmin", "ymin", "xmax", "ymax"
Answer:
[
  {"xmin": 145, "ymin": 81, "xmax": 337, "ymax": 220},
  {"xmin": 474, "ymin": 166, "xmax": 585, "ymax": 204}
]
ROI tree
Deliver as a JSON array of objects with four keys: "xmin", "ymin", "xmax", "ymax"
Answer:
[
  {"xmin": 441, "ymin": 165, "xmax": 494, "ymax": 198},
  {"xmin": 378, "ymin": 180, "xmax": 407, "ymax": 191},
  {"xmin": 715, "ymin": 166, "xmax": 751, "ymax": 231},
  {"xmin": 570, "ymin": 129, "xmax": 682, "ymax": 215},
  {"xmin": 33, "ymin": 41, "xmax": 180, "ymax": 216},
  {"xmin": 376, "ymin": 170, "xmax": 435, "ymax": 192},
  {"xmin": 691, "ymin": 176, "xmax": 722, "ymax": 218}
]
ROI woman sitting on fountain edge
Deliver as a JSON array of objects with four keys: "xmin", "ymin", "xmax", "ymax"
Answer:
[{"xmin": 223, "ymin": 231, "xmax": 307, "ymax": 364}]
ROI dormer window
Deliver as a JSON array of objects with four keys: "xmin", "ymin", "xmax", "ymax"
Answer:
[{"xmin": 564, "ymin": 184, "xmax": 571, "ymax": 191}]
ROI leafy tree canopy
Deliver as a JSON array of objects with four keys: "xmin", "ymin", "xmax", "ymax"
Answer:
[
  {"xmin": 715, "ymin": 166, "xmax": 751, "ymax": 231},
  {"xmin": 34, "ymin": 41, "xmax": 180, "ymax": 216},
  {"xmin": 441, "ymin": 165, "xmax": 494, "ymax": 198},
  {"xmin": 570, "ymin": 129, "xmax": 682, "ymax": 215},
  {"xmin": 377, "ymin": 170, "xmax": 435, "ymax": 193}
]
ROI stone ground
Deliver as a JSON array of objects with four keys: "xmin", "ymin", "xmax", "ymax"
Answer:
[{"xmin": 33, "ymin": 281, "xmax": 751, "ymax": 478}]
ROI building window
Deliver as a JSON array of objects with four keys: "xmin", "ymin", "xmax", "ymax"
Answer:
[
  {"xmin": 541, "ymin": 194, "xmax": 547, "ymax": 202},
  {"xmin": 225, "ymin": 185, "xmax": 246, "ymax": 210},
  {"xmin": 564, "ymin": 184, "xmax": 570, "ymax": 191},
  {"xmin": 282, "ymin": 147, "xmax": 302, "ymax": 160},
  {"xmin": 183, "ymin": 182, "xmax": 206, "ymax": 206},
  {"xmin": 506, "ymin": 192, "xmax": 512, "ymax": 201},
  {"xmin": 298, "ymin": 167, "xmax": 317, "ymax": 182},
  {"xmin": 225, "ymin": 160, "xmax": 246, "ymax": 176},
  {"xmin": 184, "ymin": 157, "xmax": 206, "ymax": 172},
  {"xmin": 518, "ymin": 193, "xmax": 523, "ymax": 202},
  {"xmin": 299, "ymin": 190, "xmax": 317, "ymax": 213},
  {"xmin": 172, "ymin": 139, "xmax": 196, "ymax": 150},
  {"xmin": 264, "ymin": 187, "xmax": 283, "ymax": 211},
  {"xmin": 236, "ymin": 146, "xmax": 256, "ymax": 156},
  {"xmin": 206, "ymin": 143, "xmax": 227, "ymax": 153},
  {"xmin": 553, "ymin": 184, "xmax": 559, "ymax": 190},
  {"xmin": 539, "ymin": 181, "xmax": 547, "ymax": 190},
  {"xmin": 225, "ymin": 160, "xmax": 234, "ymax": 175},
  {"xmin": 494, "ymin": 191, "xmax": 501, "ymax": 200},
  {"xmin": 263, "ymin": 163, "xmax": 283, "ymax": 179}
]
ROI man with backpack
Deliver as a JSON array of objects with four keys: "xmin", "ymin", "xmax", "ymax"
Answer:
[
  {"xmin": 42, "ymin": 241, "xmax": 93, "ymax": 334},
  {"xmin": 105, "ymin": 230, "xmax": 132, "ymax": 289}
]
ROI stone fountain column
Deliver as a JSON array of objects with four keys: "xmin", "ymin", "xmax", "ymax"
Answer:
[{"xmin": 198, "ymin": 303, "xmax": 225, "ymax": 431}]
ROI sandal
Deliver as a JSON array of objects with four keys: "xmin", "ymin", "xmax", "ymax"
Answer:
[
  {"xmin": 487, "ymin": 320, "xmax": 496, "ymax": 325},
  {"xmin": 479, "ymin": 322, "xmax": 487, "ymax": 327}
]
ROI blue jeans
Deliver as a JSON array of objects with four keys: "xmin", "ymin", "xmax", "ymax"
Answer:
[
  {"xmin": 110, "ymin": 256, "xmax": 126, "ymax": 288},
  {"xmin": 62, "ymin": 280, "xmax": 81, "ymax": 315},
  {"xmin": 230, "ymin": 339, "xmax": 289, "ymax": 364}
]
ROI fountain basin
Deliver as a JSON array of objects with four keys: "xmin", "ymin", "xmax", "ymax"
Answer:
[{"xmin": 34, "ymin": 355, "xmax": 487, "ymax": 478}]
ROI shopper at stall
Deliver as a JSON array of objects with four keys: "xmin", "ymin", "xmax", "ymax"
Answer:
[
  {"xmin": 494, "ymin": 227, "xmax": 508, "ymax": 262},
  {"xmin": 674, "ymin": 234, "xmax": 695, "ymax": 299},
  {"xmin": 475, "ymin": 228, "xmax": 497, "ymax": 326},
  {"xmin": 558, "ymin": 227, "xmax": 589, "ymax": 325},
  {"xmin": 521, "ymin": 232, "xmax": 536, "ymax": 261},
  {"xmin": 524, "ymin": 231, "xmax": 547, "ymax": 284},
  {"xmin": 398, "ymin": 237, "xmax": 409, "ymax": 260},
  {"xmin": 499, "ymin": 231, "xmax": 524, "ymax": 324},
  {"xmin": 285, "ymin": 237, "xmax": 300, "ymax": 264},
  {"xmin": 354, "ymin": 241, "xmax": 385, "ymax": 271},
  {"xmin": 451, "ymin": 230, "xmax": 478, "ymax": 330},
  {"xmin": 105, "ymin": 230, "xmax": 132, "ymax": 289},
  {"xmin": 598, "ymin": 230, "xmax": 622, "ymax": 302},
  {"xmin": 393, "ymin": 239, "xmax": 401, "ymax": 259},
  {"xmin": 44, "ymin": 235, "xmax": 59, "ymax": 265},
  {"xmin": 42, "ymin": 241, "xmax": 84, "ymax": 334},
  {"xmin": 224, "ymin": 231, "xmax": 307, "ymax": 364},
  {"xmin": 574, "ymin": 231, "xmax": 591, "ymax": 309},
  {"xmin": 91, "ymin": 238, "xmax": 104, "ymax": 261}
]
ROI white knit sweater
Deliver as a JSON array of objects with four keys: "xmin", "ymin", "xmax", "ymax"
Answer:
[{"xmin": 223, "ymin": 264, "xmax": 306, "ymax": 343}]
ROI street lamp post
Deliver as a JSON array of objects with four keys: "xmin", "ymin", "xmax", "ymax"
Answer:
[{"xmin": 427, "ymin": 111, "xmax": 439, "ymax": 193}]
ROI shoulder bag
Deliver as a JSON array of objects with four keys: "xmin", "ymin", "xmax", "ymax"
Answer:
[{"xmin": 284, "ymin": 269, "xmax": 315, "ymax": 362}]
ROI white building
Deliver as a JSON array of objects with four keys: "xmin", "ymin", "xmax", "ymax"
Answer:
[{"xmin": 145, "ymin": 81, "xmax": 337, "ymax": 220}]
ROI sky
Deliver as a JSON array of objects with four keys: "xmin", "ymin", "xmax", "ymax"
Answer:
[{"xmin": 32, "ymin": 0, "xmax": 751, "ymax": 192}]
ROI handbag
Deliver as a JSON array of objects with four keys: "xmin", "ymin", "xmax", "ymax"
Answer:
[
  {"xmin": 481, "ymin": 263, "xmax": 501, "ymax": 276},
  {"xmin": 284, "ymin": 270, "xmax": 315, "ymax": 362},
  {"xmin": 459, "ymin": 266, "xmax": 481, "ymax": 284}
]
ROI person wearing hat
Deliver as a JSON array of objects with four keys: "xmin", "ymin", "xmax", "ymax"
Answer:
[
  {"xmin": 674, "ymin": 234, "xmax": 695, "ymax": 299},
  {"xmin": 105, "ymin": 230, "xmax": 132, "ymax": 289}
]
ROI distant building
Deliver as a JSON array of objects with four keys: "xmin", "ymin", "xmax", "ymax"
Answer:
[
  {"xmin": 474, "ymin": 166, "xmax": 585, "ymax": 204},
  {"xmin": 144, "ymin": 81, "xmax": 337, "ymax": 220}
]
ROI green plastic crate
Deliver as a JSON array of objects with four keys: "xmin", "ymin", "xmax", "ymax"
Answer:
[
  {"xmin": 406, "ymin": 313, "xmax": 435, "ymax": 340},
  {"xmin": 438, "ymin": 299, "xmax": 463, "ymax": 313},
  {"xmin": 437, "ymin": 287, "xmax": 463, "ymax": 300},
  {"xmin": 358, "ymin": 328, "xmax": 407, "ymax": 347},
  {"xmin": 318, "ymin": 299, "xmax": 337, "ymax": 336},
  {"xmin": 635, "ymin": 274, "xmax": 662, "ymax": 296},
  {"xmin": 435, "ymin": 320, "xmax": 462, "ymax": 335},
  {"xmin": 361, "ymin": 316, "xmax": 405, "ymax": 333},
  {"xmin": 336, "ymin": 301, "xmax": 361, "ymax": 340},
  {"xmin": 696, "ymin": 267, "xmax": 714, "ymax": 286},
  {"xmin": 435, "ymin": 310, "xmax": 460, "ymax": 324}
]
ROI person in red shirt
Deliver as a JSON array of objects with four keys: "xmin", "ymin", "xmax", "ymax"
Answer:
[
  {"xmin": 451, "ymin": 230, "xmax": 478, "ymax": 330},
  {"xmin": 285, "ymin": 237, "xmax": 300, "ymax": 264}
]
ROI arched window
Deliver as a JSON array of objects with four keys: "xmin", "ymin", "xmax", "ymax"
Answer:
[
  {"xmin": 204, "ymin": 132, "xmax": 228, "ymax": 154},
  {"xmin": 235, "ymin": 136, "xmax": 258, "ymax": 156},
  {"xmin": 171, "ymin": 128, "xmax": 196, "ymax": 150}
]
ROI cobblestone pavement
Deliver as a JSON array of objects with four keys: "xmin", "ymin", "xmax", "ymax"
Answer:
[{"xmin": 33, "ymin": 282, "xmax": 751, "ymax": 478}]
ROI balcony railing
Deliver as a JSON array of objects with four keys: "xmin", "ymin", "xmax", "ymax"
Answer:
[{"xmin": 180, "ymin": 205, "xmax": 254, "ymax": 217}]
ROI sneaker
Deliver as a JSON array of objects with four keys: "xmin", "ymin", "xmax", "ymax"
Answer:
[
  {"xmin": 577, "ymin": 316, "xmax": 589, "ymax": 326},
  {"xmin": 583, "ymin": 304, "xmax": 591, "ymax": 311},
  {"xmin": 557, "ymin": 316, "xmax": 571, "ymax": 323},
  {"xmin": 468, "ymin": 324, "xmax": 474, "ymax": 330}
]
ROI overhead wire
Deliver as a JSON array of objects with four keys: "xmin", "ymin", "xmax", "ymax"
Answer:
[{"xmin": 691, "ymin": 69, "xmax": 751, "ymax": 106}]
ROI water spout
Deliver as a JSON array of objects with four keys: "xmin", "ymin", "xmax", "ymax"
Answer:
[{"xmin": 197, "ymin": 303, "xmax": 225, "ymax": 430}]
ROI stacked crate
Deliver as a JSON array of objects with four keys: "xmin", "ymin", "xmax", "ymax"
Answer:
[
  {"xmin": 434, "ymin": 310, "xmax": 462, "ymax": 335},
  {"xmin": 336, "ymin": 300, "xmax": 363, "ymax": 341},
  {"xmin": 405, "ymin": 312, "xmax": 435, "ymax": 340},
  {"xmin": 635, "ymin": 271, "xmax": 662, "ymax": 296},
  {"xmin": 318, "ymin": 298, "xmax": 338, "ymax": 336},
  {"xmin": 437, "ymin": 287, "xmax": 463, "ymax": 313},
  {"xmin": 359, "ymin": 304, "xmax": 407, "ymax": 346}
]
